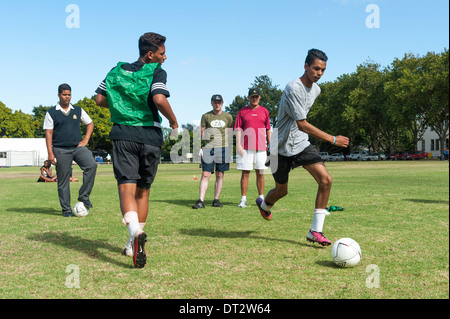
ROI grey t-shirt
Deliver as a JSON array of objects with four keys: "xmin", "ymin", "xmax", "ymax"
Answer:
[{"xmin": 274, "ymin": 78, "xmax": 321, "ymax": 157}]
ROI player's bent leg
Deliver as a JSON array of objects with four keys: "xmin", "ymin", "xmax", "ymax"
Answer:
[
  {"xmin": 303, "ymin": 162, "xmax": 332, "ymax": 209},
  {"xmin": 266, "ymin": 182, "xmax": 288, "ymax": 203},
  {"xmin": 303, "ymin": 163, "xmax": 333, "ymax": 247},
  {"xmin": 256, "ymin": 182, "xmax": 288, "ymax": 221}
]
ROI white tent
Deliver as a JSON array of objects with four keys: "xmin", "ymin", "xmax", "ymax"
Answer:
[{"xmin": 0, "ymin": 138, "xmax": 47, "ymax": 167}]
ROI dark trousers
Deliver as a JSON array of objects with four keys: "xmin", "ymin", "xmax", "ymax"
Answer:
[{"xmin": 53, "ymin": 146, "xmax": 97, "ymax": 214}]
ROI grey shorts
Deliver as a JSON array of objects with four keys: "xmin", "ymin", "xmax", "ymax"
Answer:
[
  {"xmin": 271, "ymin": 145, "xmax": 323, "ymax": 184},
  {"xmin": 112, "ymin": 140, "xmax": 161, "ymax": 189}
]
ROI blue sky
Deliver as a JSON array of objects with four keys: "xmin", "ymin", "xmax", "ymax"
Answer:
[{"xmin": 0, "ymin": 0, "xmax": 448, "ymax": 127}]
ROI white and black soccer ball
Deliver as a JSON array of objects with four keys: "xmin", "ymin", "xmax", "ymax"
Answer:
[
  {"xmin": 72, "ymin": 202, "xmax": 89, "ymax": 217},
  {"xmin": 331, "ymin": 238, "xmax": 361, "ymax": 268}
]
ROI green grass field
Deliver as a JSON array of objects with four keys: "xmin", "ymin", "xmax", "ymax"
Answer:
[{"xmin": 0, "ymin": 161, "xmax": 448, "ymax": 299}]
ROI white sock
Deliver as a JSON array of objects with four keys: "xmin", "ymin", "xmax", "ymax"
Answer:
[
  {"xmin": 311, "ymin": 209, "xmax": 330, "ymax": 233},
  {"xmin": 125, "ymin": 236, "xmax": 132, "ymax": 249},
  {"xmin": 261, "ymin": 200, "xmax": 273, "ymax": 211},
  {"xmin": 241, "ymin": 196, "xmax": 247, "ymax": 201},
  {"xmin": 122, "ymin": 211, "xmax": 140, "ymax": 237},
  {"xmin": 259, "ymin": 195, "xmax": 264, "ymax": 199},
  {"xmin": 123, "ymin": 218, "xmax": 144, "ymax": 251}
]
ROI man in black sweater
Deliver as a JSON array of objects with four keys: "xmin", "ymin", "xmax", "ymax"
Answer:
[{"xmin": 44, "ymin": 83, "xmax": 97, "ymax": 217}]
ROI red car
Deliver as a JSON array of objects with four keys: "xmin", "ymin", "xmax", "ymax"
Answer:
[
  {"xmin": 402, "ymin": 152, "xmax": 414, "ymax": 160},
  {"xmin": 389, "ymin": 152, "xmax": 404, "ymax": 160},
  {"xmin": 411, "ymin": 151, "xmax": 428, "ymax": 160}
]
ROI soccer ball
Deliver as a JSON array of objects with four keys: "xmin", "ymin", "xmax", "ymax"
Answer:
[
  {"xmin": 331, "ymin": 238, "xmax": 361, "ymax": 268},
  {"xmin": 73, "ymin": 202, "xmax": 89, "ymax": 217}
]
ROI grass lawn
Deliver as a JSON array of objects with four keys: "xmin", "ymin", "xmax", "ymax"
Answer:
[{"xmin": 0, "ymin": 160, "xmax": 448, "ymax": 299}]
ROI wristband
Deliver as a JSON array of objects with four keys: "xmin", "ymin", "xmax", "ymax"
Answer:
[{"xmin": 332, "ymin": 136, "xmax": 336, "ymax": 145}]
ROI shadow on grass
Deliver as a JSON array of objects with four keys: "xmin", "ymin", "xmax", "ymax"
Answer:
[
  {"xmin": 8, "ymin": 207, "xmax": 61, "ymax": 216},
  {"xmin": 180, "ymin": 228, "xmax": 324, "ymax": 249},
  {"xmin": 315, "ymin": 260, "xmax": 339, "ymax": 268},
  {"xmin": 404, "ymin": 198, "xmax": 449, "ymax": 204},
  {"xmin": 28, "ymin": 231, "xmax": 132, "ymax": 269},
  {"xmin": 152, "ymin": 199, "xmax": 236, "ymax": 207}
]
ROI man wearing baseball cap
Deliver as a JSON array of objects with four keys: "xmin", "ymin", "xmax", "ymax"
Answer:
[
  {"xmin": 234, "ymin": 88, "xmax": 271, "ymax": 208},
  {"xmin": 192, "ymin": 94, "xmax": 233, "ymax": 209}
]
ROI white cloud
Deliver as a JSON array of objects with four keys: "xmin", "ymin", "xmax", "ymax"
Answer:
[{"xmin": 179, "ymin": 57, "xmax": 196, "ymax": 67}]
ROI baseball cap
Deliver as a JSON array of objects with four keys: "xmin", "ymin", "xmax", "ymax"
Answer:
[
  {"xmin": 248, "ymin": 88, "xmax": 261, "ymax": 96},
  {"xmin": 211, "ymin": 94, "xmax": 223, "ymax": 101}
]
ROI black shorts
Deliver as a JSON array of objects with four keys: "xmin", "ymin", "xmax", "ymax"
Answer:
[
  {"xmin": 112, "ymin": 140, "xmax": 161, "ymax": 189},
  {"xmin": 271, "ymin": 145, "xmax": 323, "ymax": 184}
]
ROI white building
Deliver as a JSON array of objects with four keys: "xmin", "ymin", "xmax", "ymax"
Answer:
[
  {"xmin": 0, "ymin": 138, "xmax": 48, "ymax": 167},
  {"xmin": 417, "ymin": 127, "xmax": 449, "ymax": 158}
]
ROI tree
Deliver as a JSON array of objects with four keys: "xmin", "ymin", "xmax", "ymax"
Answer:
[
  {"xmin": 310, "ymin": 73, "xmax": 360, "ymax": 153},
  {"xmin": 10, "ymin": 111, "xmax": 38, "ymax": 138},
  {"xmin": 161, "ymin": 124, "xmax": 202, "ymax": 163},
  {"xmin": 0, "ymin": 101, "xmax": 12, "ymax": 137},
  {"xmin": 420, "ymin": 49, "xmax": 449, "ymax": 154},
  {"xmin": 250, "ymin": 75, "xmax": 283, "ymax": 126},
  {"xmin": 32, "ymin": 105, "xmax": 52, "ymax": 138},
  {"xmin": 225, "ymin": 95, "xmax": 248, "ymax": 120},
  {"xmin": 384, "ymin": 53, "xmax": 428, "ymax": 152},
  {"xmin": 0, "ymin": 101, "xmax": 37, "ymax": 138},
  {"xmin": 161, "ymin": 127, "xmax": 176, "ymax": 161},
  {"xmin": 74, "ymin": 96, "xmax": 113, "ymax": 150},
  {"xmin": 225, "ymin": 75, "xmax": 283, "ymax": 126},
  {"xmin": 348, "ymin": 62, "xmax": 390, "ymax": 152},
  {"xmin": 384, "ymin": 50, "xmax": 449, "ymax": 154}
]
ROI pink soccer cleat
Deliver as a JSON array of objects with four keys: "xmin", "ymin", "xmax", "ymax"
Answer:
[
  {"xmin": 306, "ymin": 230, "xmax": 332, "ymax": 246},
  {"xmin": 256, "ymin": 198, "xmax": 272, "ymax": 221}
]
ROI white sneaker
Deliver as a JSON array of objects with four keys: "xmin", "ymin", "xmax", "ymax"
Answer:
[
  {"xmin": 122, "ymin": 245, "xmax": 133, "ymax": 257},
  {"xmin": 122, "ymin": 236, "xmax": 133, "ymax": 257},
  {"xmin": 238, "ymin": 199, "xmax": 247, "ymax": 208}
]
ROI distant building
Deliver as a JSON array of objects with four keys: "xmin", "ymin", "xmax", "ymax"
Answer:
[
  {"xmin": 0, "ymin": 138, "xmax": 47, "ymax": 167},
  {"xmin": 417, "ymin": 127, "xmax": 449, "ymax": 158}
]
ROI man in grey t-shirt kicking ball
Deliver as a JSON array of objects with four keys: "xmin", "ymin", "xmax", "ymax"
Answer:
[{"xmin": 256, "ymin": 49, "xmax": 349, "ymax": 246}]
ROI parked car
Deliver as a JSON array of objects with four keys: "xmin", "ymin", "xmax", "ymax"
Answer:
[
  {"xmin": 389, "ymin": 151, "xmax": 412, "ymax": 160},
  {"xmin": 360, "ymin": 153, "xmax": 380, "ymax": 161},
  {"xmin": 319, "ymin": 152, "xmax": 329, "ymax": 161},
  {"xmin": 348, "ymin": 151, "xmax": 368, "ymax": 161},
  {"xmin": 328, "ymin": 153, "xmax": 345, "ymax": 161},
  {"xmin": 401, "ymin": 152, "xmax": 414, "ymax": 160},
  {"xmin": 389, "ymin": 152, "xmax": 403, "ymax": 160},
  {"xmin": 410, "ymin": 151, "xmax": 428, "ymax": 160},
  {"xmin": 372, "ymin": 152, "xmax": 385, "ymax": 160}
]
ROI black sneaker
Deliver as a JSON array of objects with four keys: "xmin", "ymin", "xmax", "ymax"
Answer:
[
  {"xmin": 212, "ymin": 199, "xmax": 223, "ymax": 207},
  {"xmin": 83, "ymin": 200, "xmax": 93, "ymax": 208},
  {"xmin": 63, "ymin": 211, "xmax": 73, "ymax": 217},
  {"xmin": 192, "ymin": 200, "xmax": 205, "ymax": 209},
  {"xmin": 133, "ymin": 231, "xmax": 147, "ymax": 269}
]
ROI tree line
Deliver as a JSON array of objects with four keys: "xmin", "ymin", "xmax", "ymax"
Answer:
[
  {"xmin": 225, "ymin": 49, "xmax": 449, "ymax": 155},
  {"xmin": 0, "ymin": 96, "xmax": 113, "ymax": 152},
  {"xmin": 1, "ymin": 49, "xmax": 448, "ymax": 158}
]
